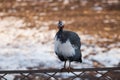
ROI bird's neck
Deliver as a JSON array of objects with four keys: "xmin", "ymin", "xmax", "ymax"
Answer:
[
  {"xmin": 59, "ymin": 27, "xmax": 63, "ymax": 33},
  {"xmin": 57, "ymin": 27, "xmax": 63, "ymax": 38}
]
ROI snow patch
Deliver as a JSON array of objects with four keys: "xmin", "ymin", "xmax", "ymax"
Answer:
[{"xmin": 0, "ymin": 17, "xmax": 120, "ymax": 70}]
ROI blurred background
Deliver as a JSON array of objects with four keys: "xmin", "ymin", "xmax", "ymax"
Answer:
[{"xmin": 0, "ymin": 0, "xmax": 120, "ymax": 70}]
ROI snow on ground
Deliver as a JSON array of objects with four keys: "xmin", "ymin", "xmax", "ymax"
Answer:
[
  {"xmin": 0, "ymin": 17, "xmax": 120, "ymax": 70},
  {"xmin": 89, "ymin": 48, "xmax": 120, "ymax": 67}
]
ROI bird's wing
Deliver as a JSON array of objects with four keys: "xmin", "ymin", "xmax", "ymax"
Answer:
[
  {"xmin": 64, "ymin": 31, "xmax": 81, "ymax": 48},
  {"xmin": 70, "ymin": 33, "xmax": 81, "ymax": 48}
]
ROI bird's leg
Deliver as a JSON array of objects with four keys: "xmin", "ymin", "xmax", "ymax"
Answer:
[
  {"xmin": 67, "ymin": 61, "xmax": 74, "ymax": 72},
  {"xmin": 61, "ymin": 61, "xmax": 67, "ymax": 72},
  {"xmin": 69, "ymin": 61, "xmax": 71, "ymax": 68},
  {"xmin": 64, "ymin": 60, "xmax": 66, "ymax": 68}
]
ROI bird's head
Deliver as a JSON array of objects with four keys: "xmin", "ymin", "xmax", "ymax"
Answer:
[{"xmin": 58, "ymin": 20, "xmax": 64, "ymax": 29}]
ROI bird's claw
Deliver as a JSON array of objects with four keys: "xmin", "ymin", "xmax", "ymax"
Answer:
[
  {"xmin": 60, "ymin": 67, "xmax": 74, "ymax": 72},
  {"xmin": 60, "ymin": 68, "xmax": 67, "ymax": 72},
  {"xmin": 66, "ymin": 67, "xmax": 74, "ymax": 72}
]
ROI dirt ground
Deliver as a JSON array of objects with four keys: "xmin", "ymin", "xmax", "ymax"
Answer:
[{"xmin": 0, "ymin": 0, "xmax": 120, "ymax": 45}]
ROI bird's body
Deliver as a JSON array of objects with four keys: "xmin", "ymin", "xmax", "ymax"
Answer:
[
  {"xmin": 54, "ymin": 21, "xmax": 82, "ymax": 70},
  {"xmin": 54, "ymin": 30, "xmax": 82, "ymax": 63}
]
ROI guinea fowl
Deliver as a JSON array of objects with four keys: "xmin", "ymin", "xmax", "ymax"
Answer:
[{"xmin": 54, "ymin": 21, "xmax": 82, "ymax": 71}]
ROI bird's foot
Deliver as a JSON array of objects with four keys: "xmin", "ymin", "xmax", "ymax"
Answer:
[
  {"xmin": 60, "ymin": 67, "xmax": 74, "ymax": 72},
  {"xmin": 66, "ymin": 67, "xmax": 74, "ymax": 72},
  {"xmin": 60, "ymin": 67, "xmax": 67, "ymax": 72}
]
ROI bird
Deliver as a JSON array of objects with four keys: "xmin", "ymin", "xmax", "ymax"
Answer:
[{"xmin": 54, "ymin": 21, "xmax": 82, "ymax": 71}]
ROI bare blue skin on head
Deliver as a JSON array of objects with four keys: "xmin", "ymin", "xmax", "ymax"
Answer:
[{"xmin": 58, "ymin": 20, "xmax": 64, "ymax": 28}]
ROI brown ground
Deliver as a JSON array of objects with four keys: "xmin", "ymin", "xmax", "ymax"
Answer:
[{"xmin": 0, "ymin": 0, "xmax": 120, "ymax": 44}]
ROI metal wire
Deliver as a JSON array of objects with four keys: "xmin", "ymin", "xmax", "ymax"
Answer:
[{"xmin": 0, "ymin": 67, "xmax": 120, "ymax": 80}]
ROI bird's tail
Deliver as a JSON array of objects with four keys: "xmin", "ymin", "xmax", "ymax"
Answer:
[{"xmin": 79, "ymin": 58, "xmax": 82, "ymax": 63}]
